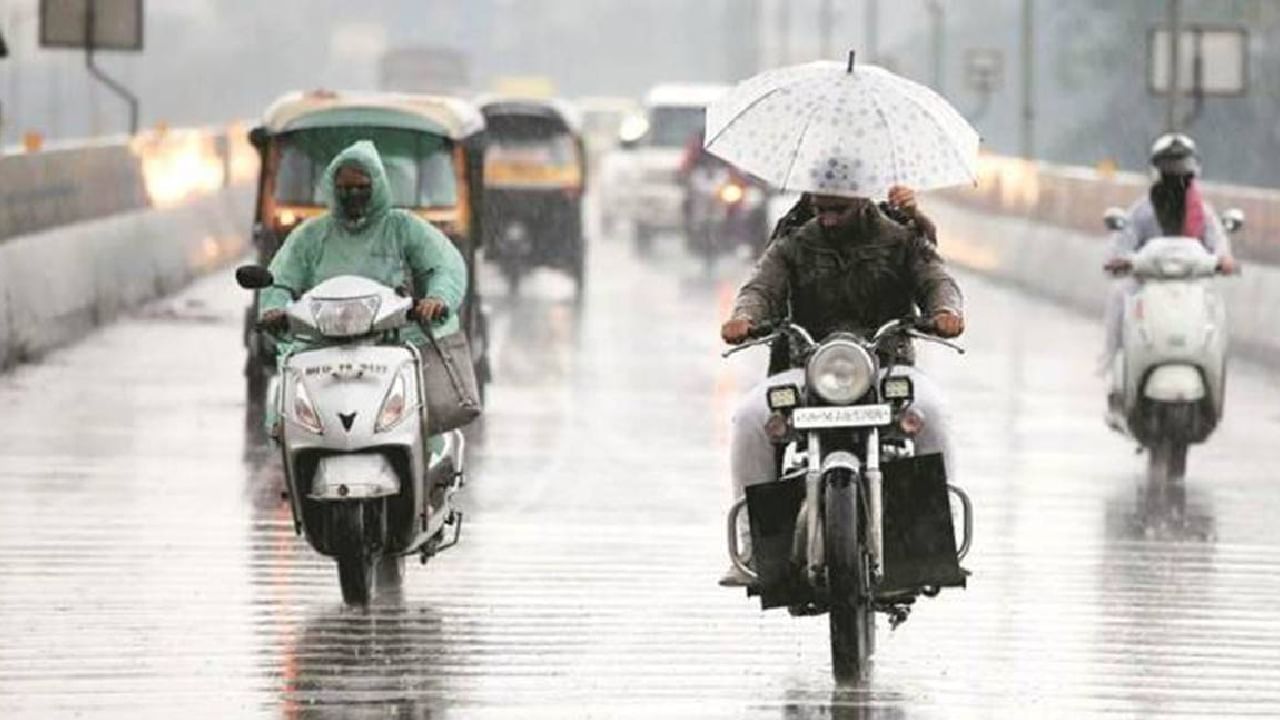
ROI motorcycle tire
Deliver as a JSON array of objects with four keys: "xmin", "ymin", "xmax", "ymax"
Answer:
[
  {"xmin": 333, "ymin": 503, "xmax": 374, "ymax": 607},
  {"xmin": 824, "ymin": 469, "xmax": 874, "ymax": 685}
]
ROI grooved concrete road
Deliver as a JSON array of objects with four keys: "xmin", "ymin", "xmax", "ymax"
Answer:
[{"xmin": 2, "ymin": 229, "xmax": 1279, "ymax": 719}]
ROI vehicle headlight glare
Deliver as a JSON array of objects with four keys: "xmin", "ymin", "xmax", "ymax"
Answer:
[
  {"xmin": 311, "ymin": 295, "xmax": 380, "ymax": 337},
  {"xmin": 291, "ymin": 376, "xmax": 323, "ymax": 434},
  {"xmin": 807, "ymin": 342, "xmax": 875, "ymax": 405},
  {"xmin": 375, "ymin": 369, "xmax": 412, "ymax": 433}
]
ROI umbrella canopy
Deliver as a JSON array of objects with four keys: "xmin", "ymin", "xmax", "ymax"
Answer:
[{"xmin": 705, "ymin": 58, "xmax": 980, "ymax": 199}]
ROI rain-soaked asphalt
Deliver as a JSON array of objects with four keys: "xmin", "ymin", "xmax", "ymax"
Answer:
[{"xmin": 3, "ymin": 213, "xmax": 1280, "ymax": 719}]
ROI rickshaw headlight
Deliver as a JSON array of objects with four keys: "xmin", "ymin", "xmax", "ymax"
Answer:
[{"xmin": 807, "ymin": 341, "xmax": 875, "ymax": 406}]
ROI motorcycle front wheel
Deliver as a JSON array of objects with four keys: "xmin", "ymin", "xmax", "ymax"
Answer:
[
  {"xmin": 332, "ymin": 503, "xmax": 374, "ymax": 607},
  {"xmin": 824, "ymin": 469, "xmax": 874, "ymax": 685}
]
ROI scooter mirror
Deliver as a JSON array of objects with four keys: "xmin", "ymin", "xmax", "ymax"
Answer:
[
  {"xmin": 1103, "ymin": 208, "xmax": 1128, "ymax": 232},
  {"xmin": 235, "ymin": 265, "xmax": 275, "ymax": 290},
  {"xmin": 1222, "ymin": 208, "xmax": 1246, "ymax": 234}
]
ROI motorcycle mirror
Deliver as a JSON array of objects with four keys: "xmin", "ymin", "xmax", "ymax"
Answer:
[
  {"xmin": 1222, "ymin": 208, "xmax": 1246, "ymax": 234},
  {"xmin": 235, "ymin": 265, "xmax": 275, "ymax": 290},
  {"xmin": 1103, "ymin": 208, "xmax": 1128, "ymax": 232}
]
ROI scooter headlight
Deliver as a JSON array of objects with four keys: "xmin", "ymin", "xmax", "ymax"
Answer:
[
  {"xmin": 375, "ymin": 368, "xmax": 413, "ymax": 433},
  {"xmin": 807, "ymin": 341, "xmax": 875, "ymax": 406},
  {"xmin": 291, "ymin": 375, "xmax": 323, "ymax": 434},
  {"xmin": 310, "ymin": 295, "xmax": 380, "ymax": 337}
]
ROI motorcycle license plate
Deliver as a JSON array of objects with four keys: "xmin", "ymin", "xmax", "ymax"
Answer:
[{"xmin": 792, "ymin": 404, "xmax": 892, "ymax": 430}]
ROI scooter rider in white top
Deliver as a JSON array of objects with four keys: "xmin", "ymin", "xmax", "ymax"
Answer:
[{"xmin": 1102, "ymin": 133, "xmax": 1239, "ymax": 379}]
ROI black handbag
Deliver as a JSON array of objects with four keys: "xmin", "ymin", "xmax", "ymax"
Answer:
[{"xmin": 419, "ymin": 327, "xmax": 482, "ymax": 434}]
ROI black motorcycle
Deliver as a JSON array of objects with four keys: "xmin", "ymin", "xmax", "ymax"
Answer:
[{"xmin": 723, "ymin": 318, "xmax": 973, "ymax": 683}]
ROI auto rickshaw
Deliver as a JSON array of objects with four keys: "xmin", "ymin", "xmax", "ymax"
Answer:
[
  {"xmin": 242, "ymin": 90, "xmax": 491, "ymax": 428},
  {"xmin": 477, "ymin": 98, "xmax": 587, "ymax": 293}
]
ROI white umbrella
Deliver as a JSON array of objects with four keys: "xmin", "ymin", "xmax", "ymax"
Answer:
[{"xmin": 704, "ymin": 54, "xmax": 980, "ymax": 199}]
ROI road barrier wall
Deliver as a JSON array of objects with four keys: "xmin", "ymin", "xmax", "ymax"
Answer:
[
  {"xmin": 0, "ymin": 125, "xmax": 257, "ymax": 371},
  {"xmin": 944, "ymin": 156, "xmax": 1280, "ymax": 266},
  {"xmin": 932, "ymin": 197, "xmax": 1280, "ymax": 363}
]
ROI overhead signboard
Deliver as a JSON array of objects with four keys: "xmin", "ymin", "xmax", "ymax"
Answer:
[
  {"xmin": 39, "ymin": 0, "xmax": 143, "ymax": 51},
  {"xmin": 1149, "ymin": 26, "xmax": 1246, "ymax": 96}
]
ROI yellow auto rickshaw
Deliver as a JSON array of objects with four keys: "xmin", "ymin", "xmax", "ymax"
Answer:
[
  {"xmin": 242, "ymin": 90, "xmax": 491, "ymax": 422},
  {"xmin": 478, "ymin": 98, "xmax": 587, "ymax": 293}
]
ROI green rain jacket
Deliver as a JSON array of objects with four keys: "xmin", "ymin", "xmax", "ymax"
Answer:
[{"xmin": 258, "ymin": 140, "xmax": 466, "ymax": 345}]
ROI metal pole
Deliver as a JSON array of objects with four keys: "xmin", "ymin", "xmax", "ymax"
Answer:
[
  {"xmin": 778, "ymin": 0, "xmax": 790, "ymax": 65},
  {"xmin": 1021, "ymin": 0, "xmax": 1035, "ymax": 158},
  {"xmin": 926, "ymin": 1, "xmax": 944, "ymax": 93},
  {"xmin": 819, "ymin": 0, "xmax": 833, "ymax": 60},
  {"xmin": 865, "ymin": 0, "xmax": 879, "ymax": 61},
  {"xmin": 84, "ymin": 0, "xmax": 139, "ymax": 135},
  {"xmin": 1165, "ymin": 0, "xmax": 1182, "ymax": 131}
]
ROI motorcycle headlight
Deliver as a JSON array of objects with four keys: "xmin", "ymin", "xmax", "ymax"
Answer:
[
  {"xmin": 291, "ymin": 375, "xmax": 323, "ymax": 434},
  {"xmin": 807, "ymin": 341, "xmax": 875, "ymax": 406},
  {"xmin": 310, "ymin": 296, "xmax": 380, "ymax": 337},
  {"xmin": 718, "ymin": 183, "xmax": 744, "ymax": 204},
  {"xmin": 375, "ymin": 368, "xmax": 413, "ymax": 433}
]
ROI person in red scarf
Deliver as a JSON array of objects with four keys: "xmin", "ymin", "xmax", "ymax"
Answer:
[{"xmin": 1101, "ymin": 133, "xmax": 1239, "ymax": 370}]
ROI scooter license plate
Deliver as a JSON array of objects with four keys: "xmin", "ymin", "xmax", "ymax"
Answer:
[{"xmin": 792, "ymin": 404, "xmax": 892, "ymax": 430}]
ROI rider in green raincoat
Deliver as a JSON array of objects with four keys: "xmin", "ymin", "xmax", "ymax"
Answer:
[{"xmin": 257, "ymin": 140, "xmax": 467, "ymax": 433}]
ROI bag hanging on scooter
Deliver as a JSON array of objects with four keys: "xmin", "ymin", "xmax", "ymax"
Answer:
[{"xmin": 420, "ymin": 327, "xmax": 482, "ymax": 434}]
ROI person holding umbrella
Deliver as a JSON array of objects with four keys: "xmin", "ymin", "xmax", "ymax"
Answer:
[{"xmin": 707, "ymin": 53, "xmax": 979, "ymax": 587}]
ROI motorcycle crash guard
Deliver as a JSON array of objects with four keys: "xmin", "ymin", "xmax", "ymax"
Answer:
[
  {"xmin": 310, "ymin": 454, "xmax": 401, "ymax": 501},
  {"xmin": 880, "ymin": 453, "xmax": 967, "ymax": 593},
  {"xmin": 745, "ymin": 454, "xmax": 965, "ymax": 609}
]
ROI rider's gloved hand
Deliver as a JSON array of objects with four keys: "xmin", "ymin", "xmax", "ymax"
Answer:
[
  {"xmin": 415, "ymin": 297, "xmax": 449, "ymax": 322},
  {"xmin": 258, "ymin": 309, "xmax": 287, "ymax": 331},
  {"xmin": 1217, "ymin": 256, "xmax": 1239, "ymax": 275},
  {"xmin": 721, "ymin": 317, "xmax": 753, "ymax": 345},
  {"xmin": 887, "ymin": 185, "xmax": 919, "ymax": 217},
  {"xmin": 931, "ymin": 310, "xmax": 965, "ymax": 339}
]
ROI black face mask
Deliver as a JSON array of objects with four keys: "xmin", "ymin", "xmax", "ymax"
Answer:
[{"xmin": 336, "ymin": 184, "xmax": 374, "ymax": 224}]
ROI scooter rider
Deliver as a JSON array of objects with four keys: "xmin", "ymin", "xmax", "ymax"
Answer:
[
  {"xmin": 718, "ymin": 190, "xmax": 965, "ymax": 587},
  {"xmin": 258, "ymin": 140, "xmax": 468, "ymax": 430},
  {"xmin": 1102, "ymin": 133, "xmax": 1239, "ymax": 373}
]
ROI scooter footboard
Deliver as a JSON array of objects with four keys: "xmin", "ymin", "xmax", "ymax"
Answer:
[
  {"xmin": 880, "ymin": 453, "xmax": 967, "ymax": 593},
  {"xmin": 744, "ymin": 478, "xmax": 810, "ymax": 609}
]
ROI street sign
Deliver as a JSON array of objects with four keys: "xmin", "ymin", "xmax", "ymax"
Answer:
[
  {"xmin": 964, "ymin": 49, "xmax": 1004, "ymax": 93},
  {"xmin": 39, "ymin": 0, "xmax": 143, "ymax": 51},
  {"xmin": 1148, "ymin": 26, "xmax": 1246, "ymax": 96}
]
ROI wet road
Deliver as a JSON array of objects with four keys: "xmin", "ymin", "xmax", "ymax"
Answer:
[{"xmin": 3, "ymin": 220, "xmax": 1280, "ymax": 719}]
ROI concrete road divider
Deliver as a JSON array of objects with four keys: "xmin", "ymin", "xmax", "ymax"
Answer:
[
  {"xmin": 0, "ymin": 186, "xmax": 251, "ymax": 370},
  {"xmin": 931, "ymin": 198, "xmax": 1280, "ymax": 364}
]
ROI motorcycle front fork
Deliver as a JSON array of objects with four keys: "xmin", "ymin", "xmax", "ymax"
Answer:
[{"xmin": 804, "ymin": 429, "xmax": 884, "ymax": 588}]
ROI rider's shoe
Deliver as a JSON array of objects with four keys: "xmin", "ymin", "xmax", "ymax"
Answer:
[{"xmin": 718, "ymin": 564, "xmax": 757, "ymax": 588}]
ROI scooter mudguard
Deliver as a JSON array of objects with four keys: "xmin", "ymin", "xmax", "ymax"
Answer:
[
  {"xmin": 1143, "ymin": 364, "xmax": 1206, "ymax": 402},
  {"xmin": 881, "ymin": 453, "xmax": 966, "ymax": 593},
  {"xmin": 745, "ymin": 477, "xmax": 809, "ymax": 610},
  {"xmin": 310, "ymin": 454, "xmax": 401, "ymax": 500}
]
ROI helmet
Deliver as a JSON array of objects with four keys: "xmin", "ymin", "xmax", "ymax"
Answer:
[{"xmin": 1150, "ymin": 133, "xmax": 1200, "ymax": 176}]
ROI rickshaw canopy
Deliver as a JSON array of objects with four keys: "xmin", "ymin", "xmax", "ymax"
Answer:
[{"xmin": 261, "ymin": 91, "xmax": 485, "ymax": 140}]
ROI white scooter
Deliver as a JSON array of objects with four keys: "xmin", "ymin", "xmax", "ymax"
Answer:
[
  {"xmin": 236, "ymin": 266, "xmax": 465, "ymax": 606},
  {"xmin": 1102, "ymin": 208, "xmax": 1244, "ymax": 482}
]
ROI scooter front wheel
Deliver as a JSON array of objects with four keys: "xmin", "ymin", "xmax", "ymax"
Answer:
[{"xmin": 332, "ymin": 503, "xmax": 374, "ymax": 606}]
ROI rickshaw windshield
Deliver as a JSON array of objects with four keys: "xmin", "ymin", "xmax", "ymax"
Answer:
[
  {"xmin": 646, "ymin": 106, "xmax": 706, "ymax": 148},
  {"xmin": 273, "ymin": 126, "xmax": 458, "ymax": 208}
]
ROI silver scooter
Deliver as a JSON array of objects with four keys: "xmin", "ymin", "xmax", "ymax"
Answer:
[
  {"xmin": 236, "ymin": 266, "xmax": 465, "ymax": 606},
  {"xmin": 1102, "ymin": 208, "xmax": 1244, "ymax": 482}
]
